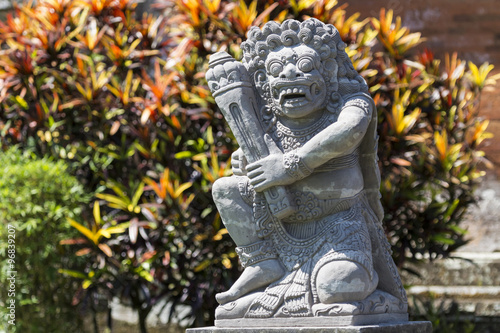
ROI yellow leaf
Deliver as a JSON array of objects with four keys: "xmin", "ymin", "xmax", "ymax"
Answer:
[
  {"xmin": 75, "ymin": 82, "xmax": 90, "ymax": 100},
  {"xmin": 15, "ymin": 95, "xmax": 28, "ymax": 109},
  {"xmin": 99, "ymin": 229, "xmax": 111, "ymax": 239},
  {"xmin": 174, "ymin": 182, "xmax": 193, "ymax": 199},
  {"xmin": 96, "ymin": 193, "xmax": 128, "ymax": 210},
  {"xmin": 123, "ymin": 69, "xmax": 133, "ymax": 105},
  {"xmin": 400, "ymin": 108, "xmax": 421, "ymax": 135},
  {"xmin": 82, "ymin": 280, "xmax": 92, "ymax": 289},
  {"xmin": 131, "ymin": 182, "xmax": 145, "ymax": 207},
  {"xmin": 68, "ymin": 218, "xmax": 98, "ymax": 245},
  {"xmin": 93, "ymin": 201, "xmax": 101, "ymax": 225},
  {"xmin": 126, "ymin": 39, "xmax": 141, "ymax": 57},
  {"xmin": 104, "ymin": 224, "xmax": 129, "ymax": 235},
  {"xmin": 192, "ymin": 152, "xmax": 208, "ymax": 161},
  {"xmin": 222, "ymin": 258, "xmax": 232, "ymax": 269},
  {"xmin": 212, "ymin": 228, "xmax": 228, "ymax": 241}
]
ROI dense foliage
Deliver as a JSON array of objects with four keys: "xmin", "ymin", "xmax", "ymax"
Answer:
[
  {"xmin": 0, "ymin": 148, "xmax": 90, "ymax": 332},
  {"xmin": 0, "ymin": 0, "xmax": 497, "ymax": 331}
]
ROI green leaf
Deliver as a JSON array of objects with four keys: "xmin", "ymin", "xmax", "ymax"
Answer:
[
  {"xmin": 443, "ymin": 199, "xmax": 460, "ymax": 220},
  {"xmin": 194, "ymin": 259, "xmax": 211, "ymax": 272},
  {"xmin": 131, "ymin": 182, "xmax": 145, "ymax": 207},
  {"xmin": 58, "ymin": 269, "xmax": 87, "ymax": 279},
  {"xmin": 174, "ymin": 151, "xmax": 195, "ymax": 159},
  {"xmin": 138, "ymin": 269, "xmax": 154, "ymax": 282},
  {"xmin": 15, "ymin": 95, "xmax": 28, "ymax": 109},
  {"xmin": 431, "ymin": 234, "xmax": 455, "ymax": 245}
]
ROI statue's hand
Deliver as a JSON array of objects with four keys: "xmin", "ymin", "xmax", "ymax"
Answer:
[
  {"xmin": 246, "ymin": 134, "xmax": 295, "ymax": 192},
  {"xmin": 231, "ymin": 148, "xmax": 248, "ymax": 176}
]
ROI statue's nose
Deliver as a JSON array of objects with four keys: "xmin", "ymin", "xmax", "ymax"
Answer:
[{"xmin": 280, "ymin": 64, "xmax": 303, "ymax": 79}]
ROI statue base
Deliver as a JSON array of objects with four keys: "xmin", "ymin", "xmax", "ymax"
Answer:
[{"xmin": 186, "ymin": 321, "xmax": 432, "ymax": 333}]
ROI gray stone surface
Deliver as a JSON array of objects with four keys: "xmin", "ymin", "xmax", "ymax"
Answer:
[
  {"xmin": 402, "ymin": 252, "xmax": 500, "ymax": 287},
  {"xmin": 215, "ymin": 313, "xmax": 409, "ymax": 327},
  {"xmin": 457, "ymin": 175, "xmax": 500, "ymax": 253},
  {"xmin": 205, "ymin": 18, "xmax": 408, "ymax": 324},
  {"xmin": 187, "ymin": 321, "xmax": 432, "ymax": 333},
  {"xmin": 0, "ymin": 0, "xmax": 12, "ymax": 10}
]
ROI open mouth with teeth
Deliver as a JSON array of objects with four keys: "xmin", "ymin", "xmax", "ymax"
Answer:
[{"xmin": 272, "ymin": 81, "xmax": 322, "ymax": 109}]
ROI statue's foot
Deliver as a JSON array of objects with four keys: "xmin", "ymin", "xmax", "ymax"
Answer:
[
  {"xmin": 216, "ymin": 258, "xmax": 285, "ymax": 304},
  {"xmin": 215, "ymin": 291, "xmax": 263, "ymax": 319}
]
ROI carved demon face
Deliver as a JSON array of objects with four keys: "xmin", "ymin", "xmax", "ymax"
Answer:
[{"xmin": 266, "ymin": 45, "xmax": 327, "ymax": 119}]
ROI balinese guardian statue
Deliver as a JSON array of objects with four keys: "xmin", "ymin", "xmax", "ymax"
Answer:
[{"xmin": 205, "ymin": 18, "xmax": 408, "ymax": 326}]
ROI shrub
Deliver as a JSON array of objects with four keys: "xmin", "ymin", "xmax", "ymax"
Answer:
[
  {"xmin": 365, "ymin": 10, "xmax": 497, "ymax": 267},
  {"xmin": 0, "ymin": 147, "xmax": 90, "ymax": 332},
  {"xmin": 0, "ymin": 0, "xmax": 497, "ymax": 330},
  {"xmin": 410, "ymin": 295, "xmax": 476, "ymax": 333}
]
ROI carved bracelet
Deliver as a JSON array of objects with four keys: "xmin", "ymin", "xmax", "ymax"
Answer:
[{"xmin": 283, "ymin": 151, "xmax": 313, "ymax": 180}]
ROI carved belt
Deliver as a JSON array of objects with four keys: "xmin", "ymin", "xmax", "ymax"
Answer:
[{"xmin": 282, "ymin": 191, "xmax": 362, "ymax": 224}]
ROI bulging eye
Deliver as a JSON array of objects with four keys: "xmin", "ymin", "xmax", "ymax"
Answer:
[
  {"xmin": 268, "ymin": 61, "xmax": 283, "ymax": 77},
  {"xmin": 297, "ymin": 57, "xmax": 314, "ymax": 73}
]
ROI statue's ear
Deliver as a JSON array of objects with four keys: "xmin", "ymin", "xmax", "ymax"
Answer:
[{"xmin": 253, "ymin": 69, "xmax": 268, "ymax": 98}]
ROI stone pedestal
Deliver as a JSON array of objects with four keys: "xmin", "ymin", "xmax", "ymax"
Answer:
[{"xmin": 186, "ymin": 321, "xmax": 432, "ymax": 333}]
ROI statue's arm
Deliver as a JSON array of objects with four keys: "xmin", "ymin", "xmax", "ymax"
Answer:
[
  {"xmin": 246, "ymin": 96, "xmax": 373, "ymax": 192},
  {"xmin": 298, "ymin": 97, "xmax": 373, "ymax": 170}
]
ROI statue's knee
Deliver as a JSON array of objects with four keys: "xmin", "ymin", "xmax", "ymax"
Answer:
[
  {"xmin": 316, "ymin": 260, "xmax": 378, "ymax": 304},
  {"xmin": 212, "ymin": 177, "xmax": 239, "ymax": 202}
]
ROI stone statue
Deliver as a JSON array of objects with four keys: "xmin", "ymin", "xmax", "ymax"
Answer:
[{"xmin": 205, "ymin": 18, "xmax": 408, "ymax": 327}]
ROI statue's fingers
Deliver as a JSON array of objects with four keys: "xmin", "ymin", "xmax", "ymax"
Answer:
[
  {"xmin": 231, "ymin": 149, "xmax": 241, "ymax": 161},
  {"xmin": 232, "ymin": 167, "xmax": 243, "ymax": 176},
  {"xmin": 240, "ymin": 154, "xmax": 248, "ymax": 168},
  {"xmin": 249, "ymin": 177, "xmax": 266, "ymax": 190},
  {"xmin": 246, "ymin": 162, "xmax": 261, "ymax": 172},
  {"xmin": 231, "ymin": 155, "xmax": 240, "ymax": 164},
  {"xmin": 247, "ymin": 169, "xmax": 264, "ymax": 179},
  {"xmin": 233, "ymin": 164, "xmax": 247, "ymax": 176},
  {"xmin": 253, "ymin": 180, "xmax": 271, "ymax": 192}
]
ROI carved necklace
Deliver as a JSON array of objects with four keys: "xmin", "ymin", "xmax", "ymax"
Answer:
[{"xmin": 273, "ymin": 111, "xmax": 334, "ymax": 151}]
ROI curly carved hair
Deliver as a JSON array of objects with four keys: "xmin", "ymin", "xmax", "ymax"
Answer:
[{"xmin": 241, "ymin": 18, "xmax": 367, "ymax": 118}]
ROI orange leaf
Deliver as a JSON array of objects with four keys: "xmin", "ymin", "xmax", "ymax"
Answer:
[
  {"xmin": 390, "ymin": 157, "xmax": 412, "ymax": 167},
  {"xmin": 98, "ymin": 244, "xmax": 112, "ymax": 257},
  {"xmin": 76, "ymin": 248, "xmax": 92, "ymax": 256}
]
